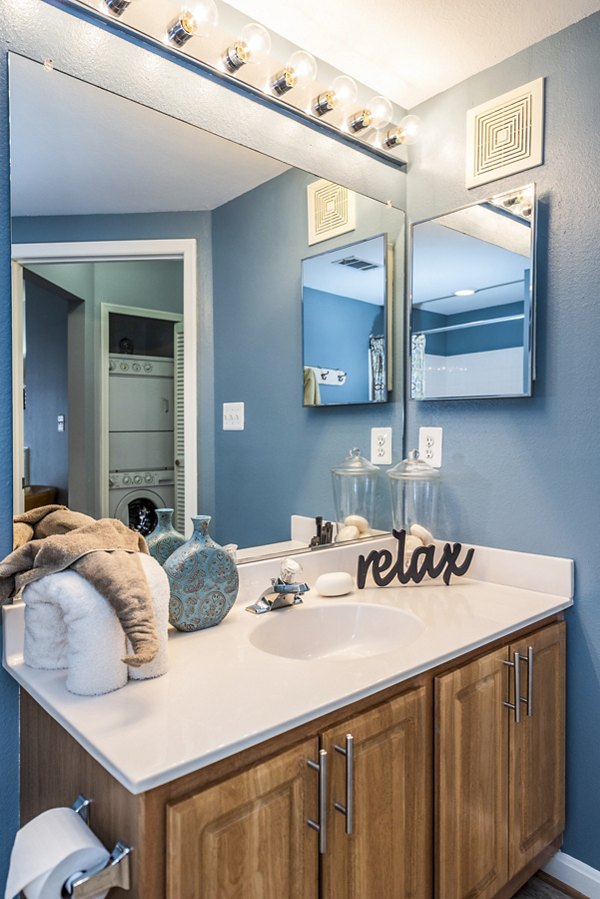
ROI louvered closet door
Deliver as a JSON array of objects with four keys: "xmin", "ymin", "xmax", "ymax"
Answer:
[{"xmin": 173, "ymin": 322, "xmax": 186, "ymax": 533}]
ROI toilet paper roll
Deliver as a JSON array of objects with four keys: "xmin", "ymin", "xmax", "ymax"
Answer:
[{"xmin": 5, "ymin": 807, "xmax": 110, "ymax": 899}]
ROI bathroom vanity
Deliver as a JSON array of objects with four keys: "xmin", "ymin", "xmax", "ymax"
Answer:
[{"xmin": 3, "ymin": 541, "xmax": 572, "ymax": 899}]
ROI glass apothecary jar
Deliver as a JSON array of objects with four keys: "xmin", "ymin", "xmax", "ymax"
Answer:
[
  {"xmin": 387, "ymin": 449, "xmax": 440, "ymax": 535},
  {"xmin": 331, "ymin": 448, "xmax": 380, "ymax": 530}
]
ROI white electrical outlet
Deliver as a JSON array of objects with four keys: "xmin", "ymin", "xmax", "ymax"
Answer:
[
  {"xmin": 223, "ymin": 402, "xmax": 244, "ymax": 431},
  {"xmin": 418, "ymin": 426, "xmax": 443, "ymax": 468},
  {"xmin": 371, "ymin": 427, "xmax": 392, "ymax": 465}
]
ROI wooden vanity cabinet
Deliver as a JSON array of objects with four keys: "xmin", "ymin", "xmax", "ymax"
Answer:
[
  {"xmin": 20, "ymin": 616, "xmax": 564, "ymax": 899},
  {"xmin": 435, "ymin": 621, "xmax": 565, "ymax": 899},
  {"xmin": 166, "ymin": 681, "xmax": 432, "ymax": 899}
]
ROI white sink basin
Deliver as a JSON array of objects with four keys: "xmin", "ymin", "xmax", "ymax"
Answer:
[{"xmin": 249, "ymin": 603, "xmax": 425, "ymax": 661}]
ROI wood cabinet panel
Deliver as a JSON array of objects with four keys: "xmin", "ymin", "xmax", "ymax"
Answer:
[
  {"xmin": 167, "ymin": 738, "xmax": 319, "ymax": 899},
  {"xmin": 436, "ymin": 648, "xmax": 509, "ymax": 899},
  {"xmin": 509, "ymin": 621, "xmax": 565, "ymax": 876},
  {"xmin": 322, "ymin": 683, "xmax": 432, "ymax": 899}
]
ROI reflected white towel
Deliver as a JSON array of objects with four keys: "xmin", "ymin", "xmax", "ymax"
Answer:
[
  {"xmin": 23, "ymin": 571, "xmax": 128, "ymax": 696},
  {"xmin": 128, "ymin": 555, "xmax": 169, "ymax": 681}
]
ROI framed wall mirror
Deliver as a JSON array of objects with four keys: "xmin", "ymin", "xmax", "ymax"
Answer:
[
  {"xmin": 410, "ymin": 184, "xmax": 536, "ymax": 400},
  {"xmin": 9, "ymin": 46, "xmax": 405, "ymax": 561},
  {"xmin": 302, "ymin": 234, "xmax": 391, "ymax": 406}
]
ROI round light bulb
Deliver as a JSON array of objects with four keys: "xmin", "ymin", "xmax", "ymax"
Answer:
[
  {"xmin": 398, "ymin": 114, "xmax": 421, "ymax": 145},
  {"xmin": 330, "ymin": 75, "xmax": 358, "ymax": 112},
  {"xmin": 168, "ymin": 0, "xmax": 218, "ymax": 45},
  {"xmin": 286, "ymin": 50, "xmax": 318, "ymax": 89},
  {"xmin": 239, "ymin": 22, "xmax": 271, "ymax": 65},
  {"xmin": 368, "ymin": 96, "xmax": 394, "ymax": 130},
  {"xmin": 454, "ymin": 289, "xmax": 476, "ymax": 297}
]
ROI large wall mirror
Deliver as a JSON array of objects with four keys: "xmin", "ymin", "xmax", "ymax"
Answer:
[
  {"xmin": 410, "ymin": 185, "xmax": 536, "ymax": 400},
  {"xmin": 9, "ymin": 48, "xmax": 405, "ymax": 560}
]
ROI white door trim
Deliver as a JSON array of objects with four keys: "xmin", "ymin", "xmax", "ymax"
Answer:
[{"xmin": 11, "ymin": 239, "xmax": 198, "ymax": 529}]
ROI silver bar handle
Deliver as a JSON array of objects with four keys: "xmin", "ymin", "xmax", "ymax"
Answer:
[
  {"xmin": 307, "ymin": 749, "xmax": 328, "ymax": 854},
  {"xmin": 334, "ymin": 734, "xmax": 354, "ymax": 835},
  {"xmin": 519, "ymin": 646, "xmax": 534, "ymax": 716},
  {"xmin": 503, "ymin": 651, "xmax": 522, "ymax": 724}
]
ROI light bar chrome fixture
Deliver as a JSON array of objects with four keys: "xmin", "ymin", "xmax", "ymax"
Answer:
[
  {"xmin": 71, "ymin": 0, "xmax": 411, "ymax": 169},
  {"xmin": 223, "ymin": 22, "xmax": 271, "ymax": 72},
  {"xmin": 313, "ymin": 75, "xmax": 359, "ymax": 117},
  {"xmin": 272, "ymin": 50, "xmax": 318, "ymax": 96},
  {"xmin": 349, "ymin": 95, "xmax": 393, "ymax": 133},
  {"xmin": 167, "ymin": 0, "xmax": 218, "ymax": 47}
]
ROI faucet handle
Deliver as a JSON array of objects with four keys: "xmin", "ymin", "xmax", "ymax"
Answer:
[{"xmin": 280, "ymin": 557, "xmax": 302, "ymax": 584}]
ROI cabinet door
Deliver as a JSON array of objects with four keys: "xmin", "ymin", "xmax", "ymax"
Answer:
[
  {"xmin": 436, "ymin": 649, "xmax": 509, "ymax": 899},
  {"xmin": 322, "ymin": 684, "xmax": 432, "ymax": 899},
  {"xmin": 167, "ymin": 738, "xmax": 319, "ymax": 899},
  {"xmin": 508, "ymin": 621, "xmax": 565, "ymax": 876}
]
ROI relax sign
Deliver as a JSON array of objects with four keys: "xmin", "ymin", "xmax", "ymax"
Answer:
[{"xmin": 357, "ymin": 530, "xmax": 475, "ymax": 589}]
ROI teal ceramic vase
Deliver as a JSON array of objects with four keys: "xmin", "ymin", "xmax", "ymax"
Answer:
[
  {"xmin": 145, "ymin": 508, "xmax": 186, "ymax": 565},
  {"xmin": 164, "ymin": 515, "xmax": 239, "ymax": 631}
]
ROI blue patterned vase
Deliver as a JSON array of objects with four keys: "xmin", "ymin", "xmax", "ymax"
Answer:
[
  {"xmin": 145, "ymin": 508, "xmax": 186, "ymax": 565},
  {"xmin": 164, "ymin": 515, "xmax": 239, "ymax": 632}
]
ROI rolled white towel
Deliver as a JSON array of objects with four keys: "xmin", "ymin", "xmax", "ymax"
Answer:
[
  {"xmin": 23, "ymin": 570, "xmax": 128, "ymax": 696},
  {"xmin": 127, "ymin": 555, "xmax": 170, "ymax": 681}
]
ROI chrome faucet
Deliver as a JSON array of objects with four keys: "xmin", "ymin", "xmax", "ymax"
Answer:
[{"xmin": 245, "ymin": 558, "xmax": 310, "ymax": 614}]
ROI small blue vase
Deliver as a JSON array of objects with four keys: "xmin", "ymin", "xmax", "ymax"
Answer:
[
  {"xmin": 145, "ymin": 508, "xmax": 186, "ymax": 565},
  {"xmin": 164, "ymin": 515, "xmax": 239, "ymax": 632}
]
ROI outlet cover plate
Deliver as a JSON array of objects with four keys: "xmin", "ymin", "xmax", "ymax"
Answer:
[
  {"xmin": 418, "ymin": 426, "xmax": 443, "ymax": 468},
  {"xmin": 371, "ymin": 427, "xmax": 392, "ymax": 465},
  {"xmin": 223, "ymin": 402, "xmax": 244, "ymax": 431}
]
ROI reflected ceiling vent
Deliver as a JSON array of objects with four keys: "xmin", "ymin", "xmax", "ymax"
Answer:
[
  {"xmin": 334, "ymin": 256, "xmax": 380, "ymax": 271},
  {"xmin": 466, "ymin": 78, "xmax": 544, "ymax": 189},
  {"xmin": 307, "ymin": 179, "xmax": 356, "ymax": 246}
]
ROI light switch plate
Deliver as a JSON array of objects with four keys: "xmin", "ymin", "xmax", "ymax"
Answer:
[
  {"xmin": 418, "ymin": 426, "xmax": 443, "ymax": 468},
  {"xmin": 223, "ymin": 402, "xmax": 244, "ymax": 431},
  {"xmin": 371, "ymin": 427, "xmax": 392, "ymax": 465}
]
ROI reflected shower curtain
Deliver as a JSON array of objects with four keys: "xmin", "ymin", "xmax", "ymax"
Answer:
[{"xmin": 369, "ymin": 335, "xmax": 386, "ymax": 402}]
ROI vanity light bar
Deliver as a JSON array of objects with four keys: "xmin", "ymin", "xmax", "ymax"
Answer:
[{"xmin": 64, "ymin": 0, "xmax": 408, "ymax": 171}]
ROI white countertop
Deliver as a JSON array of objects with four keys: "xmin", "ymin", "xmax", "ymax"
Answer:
[{"xmin": 2, "ymin": 540, "xmax": 573, "ymax": 795}]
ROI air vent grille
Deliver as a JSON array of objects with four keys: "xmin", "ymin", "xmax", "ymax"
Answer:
[
  {"xmin": 466, "ymin": 78, "xmax": 544, "ymax": 188},
  {"xmin": 307, "ymin": 179, "xmax": 356, "ymax": 245},
  {"xmin": 335, "ymin": 256, "xmax": 380, "ymax": 271}
]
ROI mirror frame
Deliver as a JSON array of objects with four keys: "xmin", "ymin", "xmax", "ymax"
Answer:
[{"xmin": 409, "ymin": 184, "xmax": 537, "ymax": 401}]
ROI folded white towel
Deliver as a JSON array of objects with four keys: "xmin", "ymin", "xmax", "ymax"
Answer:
[
  {"xmin": 22, "ymin": 555, "xmax": 170, "ymax": 696},
  {"xmin": 127, "ymin": 555, "xmax": 170, "ymax": 681},
  {"xmin": 23, "ymin": 571, "xmax": 128, "ymax": 696}
]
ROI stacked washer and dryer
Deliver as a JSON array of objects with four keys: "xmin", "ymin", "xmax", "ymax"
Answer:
[{"xmin": 108, "ymin": 353, "xmax": 176, "ymax": 536}]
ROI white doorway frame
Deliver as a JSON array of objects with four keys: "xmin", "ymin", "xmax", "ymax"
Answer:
[{"xmin": 11, "ymin": 239, "xmax": 198, "ymax": 529}]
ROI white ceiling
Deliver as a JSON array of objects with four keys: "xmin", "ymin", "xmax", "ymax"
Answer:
[{"xmin": 226, "ymin": 0, "xmax": 600, "ymax": 108}]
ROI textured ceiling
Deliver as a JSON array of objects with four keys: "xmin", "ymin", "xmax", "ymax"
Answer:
[{"xmin": 225, "ymin": 0, "xmax": 600, "ymax": 107}]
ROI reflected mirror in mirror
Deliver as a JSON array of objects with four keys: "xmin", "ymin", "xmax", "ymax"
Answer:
[
  {"xmin": 410, "ymin": 184, "xmax": 536, "ymax": 400},
  {"xmin": 302, "ymin": 234, "xmax": 390, "ymax": 406},
  {"xmin": 9, "ymin": 52, "xmax": 405, "ymax": 561}
]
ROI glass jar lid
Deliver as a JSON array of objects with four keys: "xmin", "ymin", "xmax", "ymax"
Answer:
[
  {"xmin": 387, "ymin": 449, "xmax": 440, "ymax": 480},
  {"xmin": 331, "ymin": 447, "xmax": 379, "ymax": 477}
]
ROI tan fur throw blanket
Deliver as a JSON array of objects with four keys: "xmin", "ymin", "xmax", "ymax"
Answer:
[{"xmin": 0, "ymin": 515, "xmax": 158, "ymax": 667}]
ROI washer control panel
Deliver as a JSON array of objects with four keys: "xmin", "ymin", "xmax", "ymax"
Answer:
[{"xmin": 109, "ymin": 469, "xmax": 175, "ymax": 489}]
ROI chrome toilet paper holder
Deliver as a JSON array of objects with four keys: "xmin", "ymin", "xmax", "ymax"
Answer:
[{"xmin": 62, "ymin": 794, "xmax": 132, "ymax": 897}]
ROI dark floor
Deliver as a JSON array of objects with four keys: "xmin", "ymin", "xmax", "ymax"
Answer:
[{"xmin": 513, "ymin": 875, "xmax": 573, "ymax": 897}]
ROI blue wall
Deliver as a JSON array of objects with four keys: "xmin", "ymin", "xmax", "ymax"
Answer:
[
  {"xmin": 211, "ymin": 167, "xmax": 405, "ymax": 548},
  {"xmin": 303, "ymin": 287, "xmax": 383, "ymax": 405},
  {"xmin": 407, "ymin": 11, "xmax": 600, "ymax": 870}
]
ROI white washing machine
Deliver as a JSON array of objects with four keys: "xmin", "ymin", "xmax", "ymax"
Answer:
[{"xmin": 109, "ymin": 469, "xmax": 175, "ymax": 537}]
